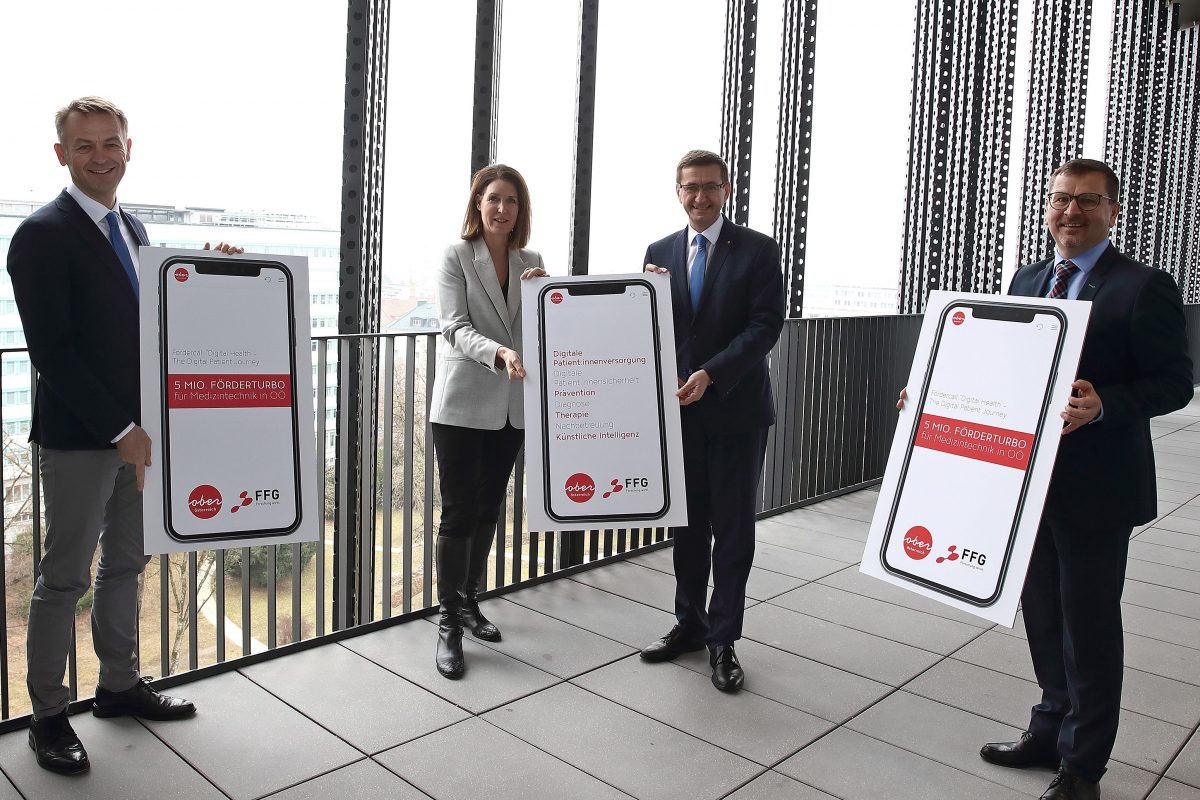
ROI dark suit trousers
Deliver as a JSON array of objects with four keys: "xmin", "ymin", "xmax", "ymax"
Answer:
[
  {"xmin": 1022, "ymin": 515, "xmax": 1132, "ymax": 783},
  {"xmin": 673, "ymin": 415, "xmax": 767, "ymax": 646},
  {"xmin": 431, "ymin": 422, "xmax": 523, "ymax": 540}
]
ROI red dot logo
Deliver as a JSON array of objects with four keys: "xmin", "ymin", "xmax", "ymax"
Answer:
[
  {"xmin": 174, "ymin": 267, "xmax": 190, "ymax": 283},
  {"xmin": 902, "ymin": 525, "xmax": 933, "ymax": 559},
  {"xmin": 188, "ymin": 485, "xmax": 222, "ymax": 519},
  {"xmin": 951, "ymin": 311, "xmax": 965, "ymax": 326},
  {"xmin": 550, "ymin": 291, "xmax": 564, "ymax": 305},
  {"xmin": 564, "ymin": 472, "xmax": 595, "ymax": 503}
]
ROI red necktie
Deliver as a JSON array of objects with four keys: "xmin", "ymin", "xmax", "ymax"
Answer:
[{"xmin": 1047, "ymin": 260, "xmax": 1078, "ymax": 300}]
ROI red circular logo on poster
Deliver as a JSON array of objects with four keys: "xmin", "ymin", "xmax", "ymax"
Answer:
[
  {"xmin": 951, "ymin": 311, "xmax": 965, "ymax": 326},
  {"xmin": 188, "ymin": 485, "xmax": 223, "ymax": 519},
  {"xmin": 902, "ymin": 526, "xmax": 933, "ymax": 559},
  {"xmin": 174, "ymin": 267, "xmax": 190, "ymax": 283},
  {"xmin": 564, "ymin": 473, "xmax": 595, "ymax": 503},
  {"xmin": 550, "ymin": 291, "xmax": 564, "ymax": 305}
]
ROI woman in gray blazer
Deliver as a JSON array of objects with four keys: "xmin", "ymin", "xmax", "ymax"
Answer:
[{"xmin": 429, "ymin": 164, "xmax": 545, "ymax": 679}]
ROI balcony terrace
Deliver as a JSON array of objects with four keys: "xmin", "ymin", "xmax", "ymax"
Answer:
[{"xmin": 0, "ymin": 397, "xmax": 1197, "ymax": 800}]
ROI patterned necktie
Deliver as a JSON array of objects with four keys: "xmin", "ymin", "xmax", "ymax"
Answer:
[
  {"xmin": 105, "ymin": 211, "xmax": 139, "ymax": 299},
  {"xmin": 690, "ymin": 234, "xmax": 708, "ymax": 309},
  {"xmin": 1046, "ymin": 259, "xmax": 1078, "ymax": 300}
]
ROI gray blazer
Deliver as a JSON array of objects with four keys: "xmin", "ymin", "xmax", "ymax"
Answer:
[{"xmin": 429, "ymin": 237, "xmax": 543, "ymax": 429}]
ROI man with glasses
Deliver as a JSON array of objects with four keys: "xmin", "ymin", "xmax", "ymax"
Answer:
[
  {"xmin": 640, "ymin": 150, "xmax": 784, "ymax": 692},
  {"xmin": 978, "ymin": 159, "xmax": 1192, "ymax": 799}
]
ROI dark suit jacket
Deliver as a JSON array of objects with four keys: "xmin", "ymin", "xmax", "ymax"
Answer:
[
  {"xmin": 643, "ymin": 216, "xmax": 785, "ymax": 435},
  {"xmin": 7, "ymin": 190, "xmax": 148, "ymax": 449},
  {"xmin": 1009, "ymin": 244, "xmax": 1193, "ymax": 527}
]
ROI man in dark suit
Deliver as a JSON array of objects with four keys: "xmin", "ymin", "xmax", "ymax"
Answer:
[
  {"xmin": 7, "ymin": 97, "xmax": 240, "ymax": 775},
  {"xmin": 978, "ymin": 159, "xmax": 1193, "ymax": 800},
  {"xmin": 640, "ymin": 150, "xmax": 784, "ymax": 692}
]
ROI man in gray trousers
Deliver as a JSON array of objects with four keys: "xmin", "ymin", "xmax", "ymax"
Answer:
[{"xmin": 7, "ymin": 96, "xmax": 240, "ymax": 774}]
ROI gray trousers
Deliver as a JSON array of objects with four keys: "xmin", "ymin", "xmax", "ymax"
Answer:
[{"xmin": 27, "ymin": 448, "xmax": 149, "ymax": 718}]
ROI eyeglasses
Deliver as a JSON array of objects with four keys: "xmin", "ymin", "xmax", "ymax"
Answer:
[
  {"xmin": 1046, "ymin": 191, "xmax": 1115, "ymax": 211},
  {"xmin": 677, "ymin": 182, "xmax": 727, "ymax": 196}
]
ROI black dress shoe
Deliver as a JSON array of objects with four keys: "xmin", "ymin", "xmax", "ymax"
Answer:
[
  {"xmin": 709, "ymin": 644, "xmax": 744, "ymax": 692},
  {"xmin": 1040, "ymin": 768, "xmax": 1100, "ymax": 800},
  {"xmin": 93, "ymin": 677, "xmax": 196, "ymax": 720},
  {"xmin": 29, "ymin": 711, "xmax": 89, "ymax": 775},
  {"xmin": 640, "ymin": 624, "xmax": 706, "ymax": 663},
  {"xmin": 980, "ymin": 731, "xmax": 1060, "ymax": 770}
]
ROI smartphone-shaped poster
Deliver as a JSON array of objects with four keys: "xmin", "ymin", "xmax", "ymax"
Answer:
[
  {"xmin": 159, "ymin": 257, "xmax": 302, "ymax": 541},
  {"xmin": 880, "ymin": 301, "xmax": 1067, "ymax": 606},
  {"xmin": 537, "ymin": 279, "xmax": 670, "ymax": 524}
]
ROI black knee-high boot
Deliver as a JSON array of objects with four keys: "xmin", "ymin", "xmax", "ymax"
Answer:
[
  {"xmin": 435, "ymin": 535, "xmax": 469, "ymax": 679},
  {"xmin": 461, "ymin": 524, "xmax": 502, "ymax": 641}
]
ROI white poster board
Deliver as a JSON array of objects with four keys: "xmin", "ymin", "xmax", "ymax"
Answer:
[
  {"xmin": 521, "ymin": 273, "xmax": 687, "ymax": 531},
  {"xmin": 139, "ymin": 247, "xmax": 318, "ymax": 554},
  {"xmin": 861, "ymin": 291, "xmax": 1091, "ymax": 626}
]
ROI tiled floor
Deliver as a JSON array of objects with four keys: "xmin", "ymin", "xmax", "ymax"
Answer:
[{"xmin": 3, "ymin": 400, "xmax": 1200, "ymax": 799}]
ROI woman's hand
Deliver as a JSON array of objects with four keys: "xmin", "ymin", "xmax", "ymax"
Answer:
[
  {"xmin": 521, "ymin": 267, "xmax": 548, "ymax": 279},
  {"xmin": 496, "ymin": 346, "xmax": 526, "ymax": 380}
]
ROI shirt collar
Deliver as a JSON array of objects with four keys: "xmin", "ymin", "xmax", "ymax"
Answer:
[
  {"xmin": 66, "ymin": 182, "xmax": 120, "ymax": 226},
  {"xmin": 688, "ymin": 215, "xmax": 724, "ymax": 247},
  {"xmin": 1054, "ymin": 237, "xmax": 1109, "ymax": 277}
]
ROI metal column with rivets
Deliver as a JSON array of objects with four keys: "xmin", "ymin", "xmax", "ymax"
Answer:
[
  {"xmin": 720, "ymin": 0, "xmax": 759, "ymax": 227},
  {"xmin": 772, "ymin": 0, "xmax": 818, "ymax": 318},
  {"xmin": 899, "ymin": 1, "xmax": 1019, "ymax": 313},
  {"xmin": 335, "ymin": 0, "xmax": 391, "ymax": 629}
]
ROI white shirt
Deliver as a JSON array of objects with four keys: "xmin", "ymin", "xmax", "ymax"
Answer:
[
  {"xmin": 686, "ymin": 216, "xmax": 723, "ymax": 281},
  {"xmin": 66, "ymin": 183, "xmax": 140, "ymax": 443},
  {"xmin": 66, "ymin": 182, "xmax": 141, "ymax": 278}
]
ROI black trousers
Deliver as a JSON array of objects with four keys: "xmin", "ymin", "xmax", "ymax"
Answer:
[
  {"xmin": 431, "ymin": 423, "xmax": 524, "ymax": 540},
  {"xmin": 672, "ymin": 417, "xmax": 768, "ymax": 646},
  {"xmin": 1022, "ymin": 515, "xmax": 1132, "ymax": 783}
]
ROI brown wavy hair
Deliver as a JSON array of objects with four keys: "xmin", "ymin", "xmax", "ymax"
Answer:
[{"xmin": 460, "ymin": 164, "xmax": 532, "ymax": 249}]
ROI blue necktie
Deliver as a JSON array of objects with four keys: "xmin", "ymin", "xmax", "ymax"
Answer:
[
  {"xmin": 690, "ymin": 234, "xmax": 707, "ymax": 310},
  {"xmin": 105, "ymin": 211, "xmax": 139, "ymax": 299}
]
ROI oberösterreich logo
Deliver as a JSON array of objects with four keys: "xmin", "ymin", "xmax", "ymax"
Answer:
[
  {"xmin": 564, "ymin": 473, "xmax": 595, "ymax": 503},
  {"xmin": 174, "ymin": 267, "xmax": 190, "ymax": 283},
  {"xmin": 188, "ymin": 485, "xmax": 222, "ymax": 519},
  {"xmin": 951, "ymin": 310, "xmax": 965, "ymax": 326},
  {"xmin": 550, "ymin": 291, "xmax": 564, "ymax": 305},
  {"xmin": 902, "ymin": 525, "xmax": 933, "ymax": 559}
]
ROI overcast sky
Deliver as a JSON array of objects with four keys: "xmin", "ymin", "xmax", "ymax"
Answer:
[{"xmin": 0, "ymin": 0, "xmax": 1113, "ymax": 294}]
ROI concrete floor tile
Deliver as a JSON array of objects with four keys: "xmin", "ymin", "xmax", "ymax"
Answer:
[
  {"xmin": 754, "ymin": 523, "xmax": 865, "ymax": 563},
  {"xmin": 725, "ymin": 770, "xmax": 836, "ymax": 799},
  {"xmin": 752, "ymin": 541, "xmax": 849, "ymax": 581},
  {"xmin": 1121, "ymin": 668, "xmax": 1200, "ymax": 728},
  {"xmin": 0, "ymin": 715, "xmax": 224, "ymax": 800},
  {"xmin": 1149, "ymin": 779, "xmax": 1200, "ymax": 800},
  {"xmin": 743, "ymin": 602, "xmax": 940, "ymax": 685},
  {"xmin": 954, "ymin": 631, "xmax": 1038, "ymax": 682},
  {"xmin": 905, "ymin": 658, "xmax": 1034, "ymax": 729},
  {"xmin": 817, "ymin": 565, "xmax": 991, "ymax": 627},
  {"xmin": 1113, "ymin": 709, "xmax": 1193, "ymax": 775},
  {"xmin": 140, "ymin": 671, "xmax": 360, "ymax": 800},
  {"xmin": 484, "ymin": 683, "xmax": 758, "ymax": 800},
  {"xmin": 777, "ymin": 727, "xmax": 1030, "ymax": 800},
  {"xmin": 769, "ymin": 508, "xmax": 872, "ymax": 539},
  {"xmin": 745, "ymin": 566, "xmax": 809, "ymax": 600},
  {"xmin": 626, "ymin": 546, "xmax": 674, "ymax": 574},
  {"xmin": 341, "ymin": 620, "xmax": 560, "ymax": 714},
  {"xmin": 456, "ymin": 598, "xmax": 635, "ymax": 679},
  {"xmin": 1156, "ymin": 515, "xmax": 1200, "ymax": 536},
  {"xmin": 1166, "ymin": 730, "xmax": 1200, "ymax": 789},
  {"xmin": 266, "ymin": 759, "xmax": 429, "ymax": 799},
  {"xmin": 1130, "ymin": 540, "xmax": 1200, "ymax": 572},
  {"xmin": 671, "ymin": 638, "xmax": 892, "ymax": 723},
  {"xmin": 769, "ymin": 583, "xmax": 984, "ymax": 654},
  {"xmin": 376, "ymin": 718, "xmax": 632, "ymax": 800},
  {"xmin": 1121, "ymin": 604, "xmax": 1200, "ymax": 650},
  {"xmin": 241, "ymin": 643, "xmax": 469, "ymax": 753},
  {"xmin": 569, "ymin": 561, "xmax": 678, "ymax": 613},
  {"xmin": 502, "ymin": 578, "xmax": 676, "ymax": 648},
  {"xmin": 1139, "ymin": 529, "xmax": 1200, "ymax": 553},
  {"xmin": 1123, "ymin": 631, "xmax": 1200, "ymax": 686},
  {"xmin": 1125, "ymin": 560, "xmax": 1200, "ymax": 594},
  {"xmin": 573, "ymin": 657, "xmax": 832, "ymax": 765}
]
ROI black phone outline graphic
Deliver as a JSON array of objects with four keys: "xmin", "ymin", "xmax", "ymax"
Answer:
[
  {"xmin": 537, "ymin": 279, "xmax": 670, "ymax": 524},
  {"xmin": 159, "ymin": 256, "xmax": 302, "ymax": 542},
  {"xmin": 880, "ymin": 300, "xmax": 1067, "ymax": 606}
]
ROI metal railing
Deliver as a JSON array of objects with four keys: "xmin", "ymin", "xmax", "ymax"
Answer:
[{"xmin": 0, "ymin": 314, "xmax": 923, "ymax": 722}]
